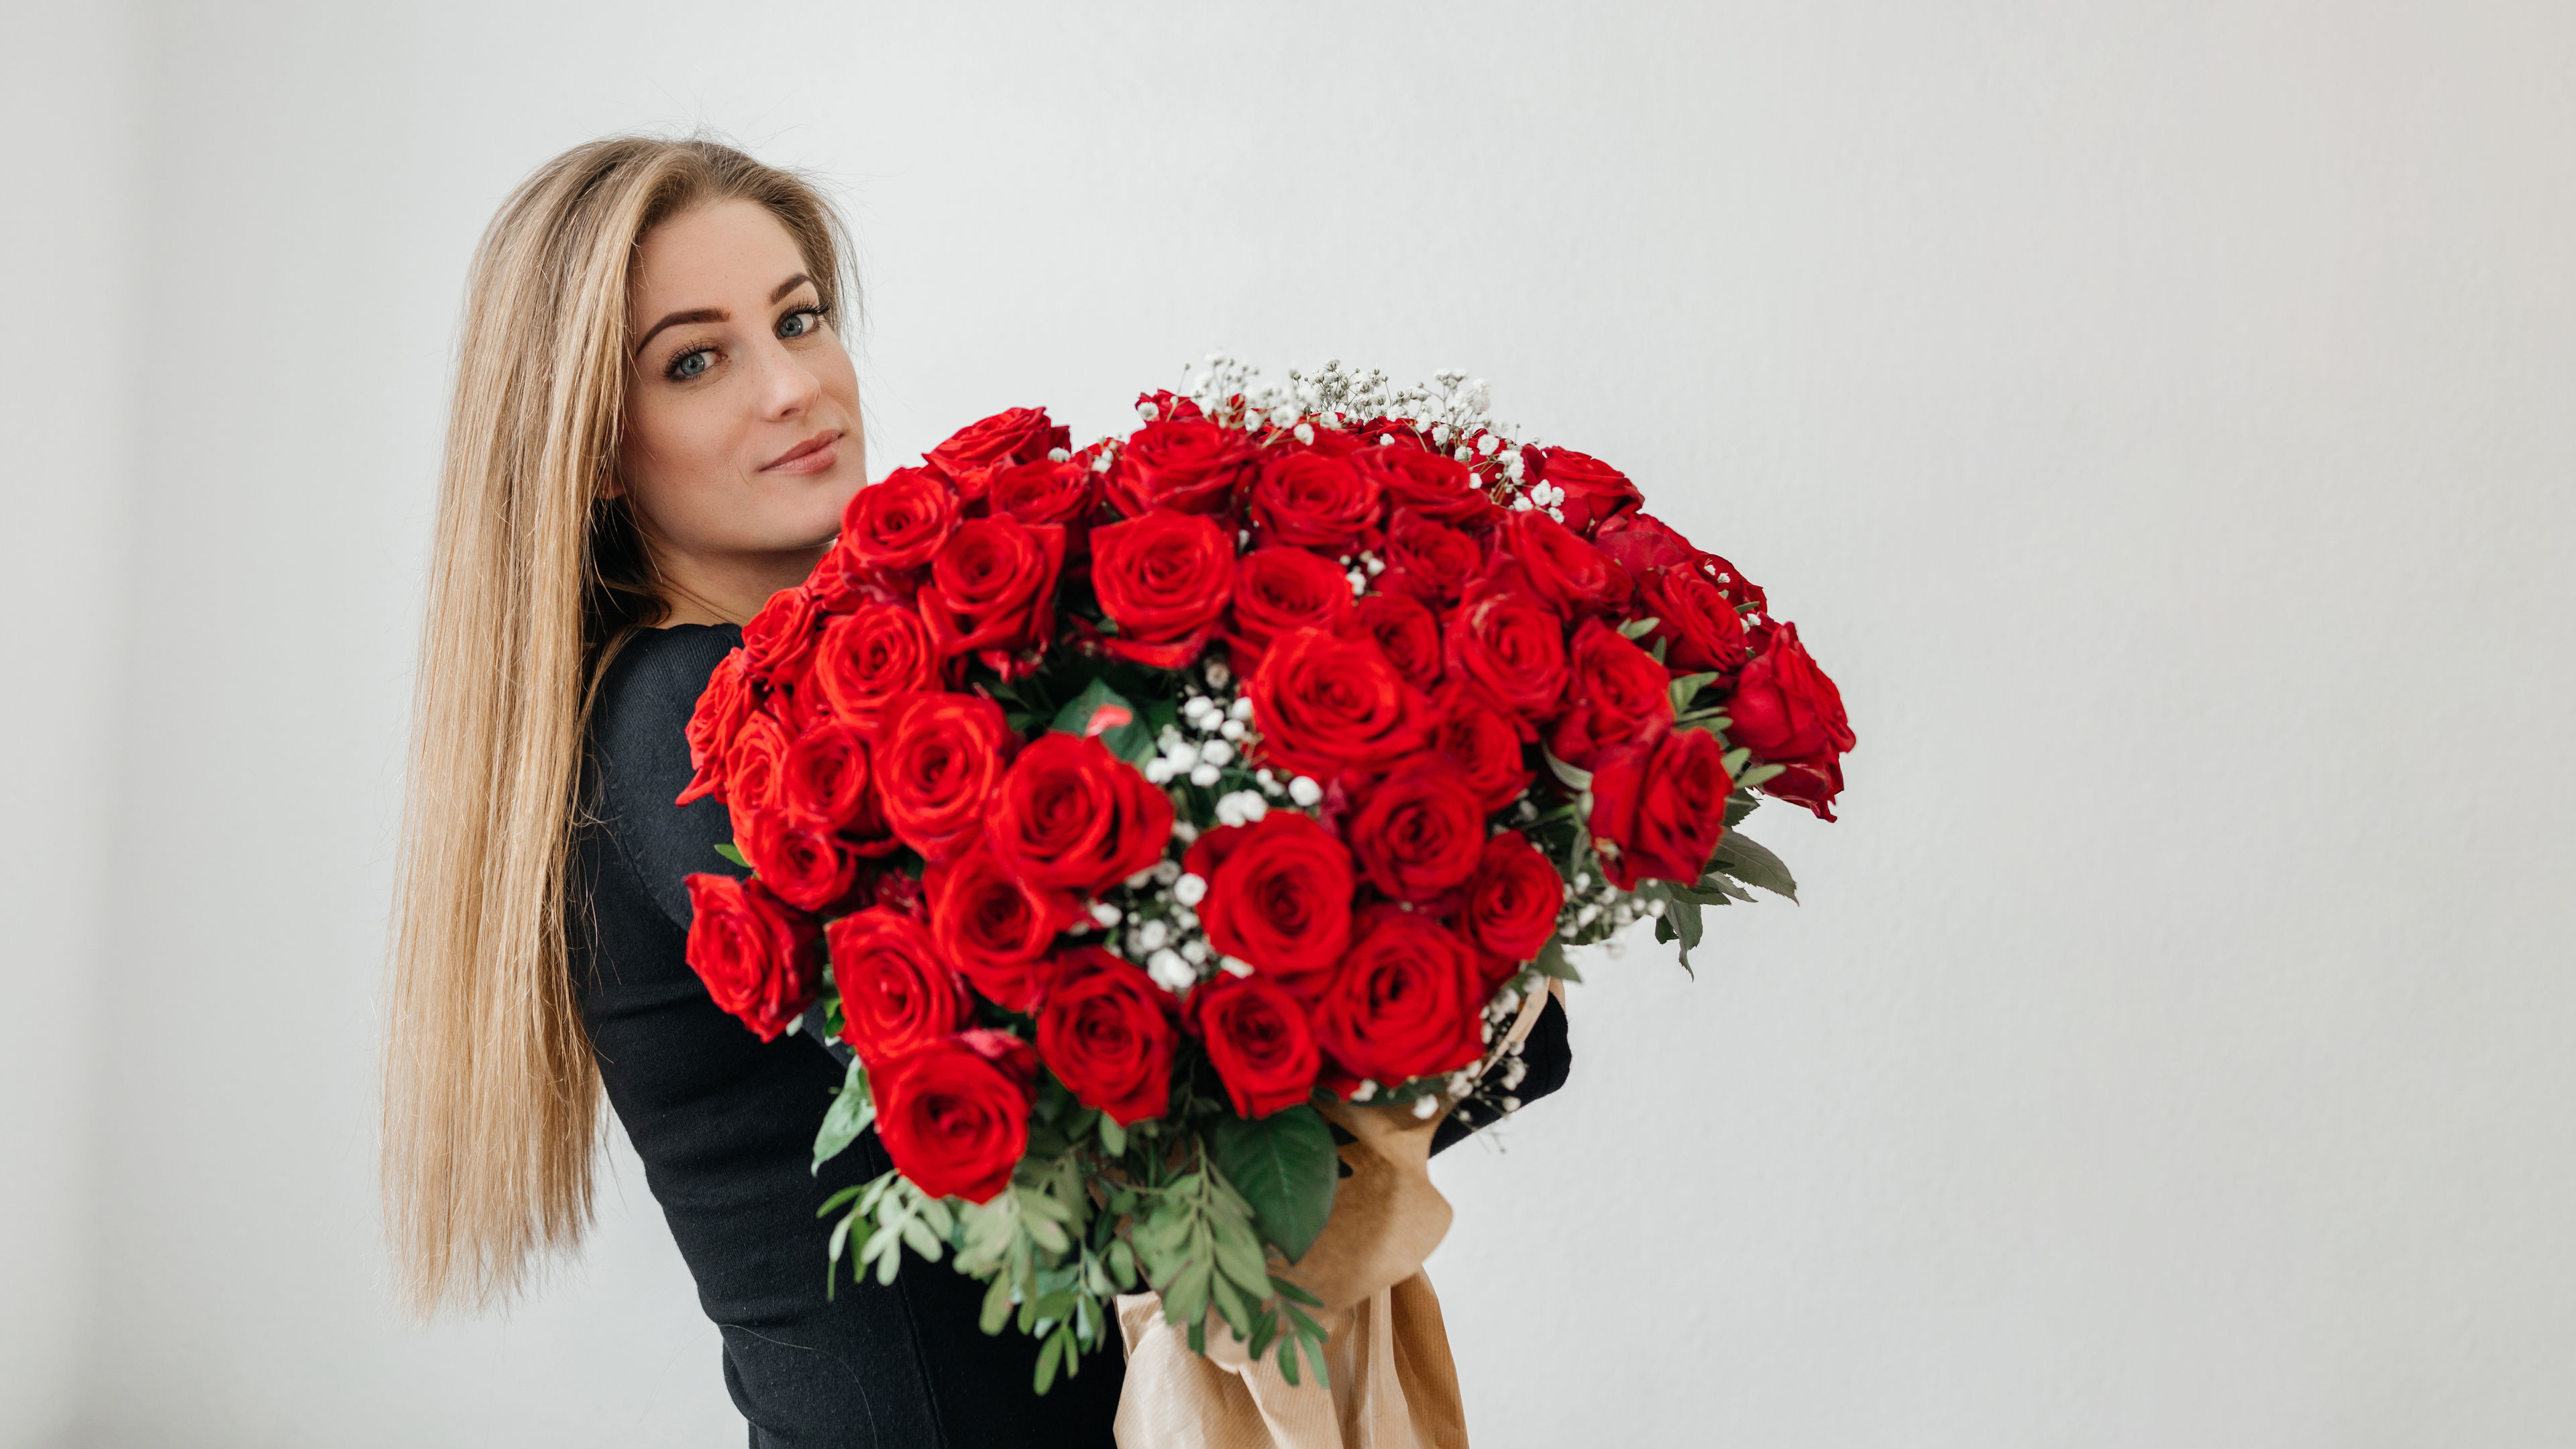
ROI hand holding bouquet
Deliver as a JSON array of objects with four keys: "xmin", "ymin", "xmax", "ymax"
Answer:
[{"xmin": 677, "ymin": 358, "xmax": 1854, "ymax": 1391}]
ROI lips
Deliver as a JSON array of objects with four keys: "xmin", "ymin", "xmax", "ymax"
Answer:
[{"xmin": 763, "ymin": 430, "xmax": 843, "ymax": 473}]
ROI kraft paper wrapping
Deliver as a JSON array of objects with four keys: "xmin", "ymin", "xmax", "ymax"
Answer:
[{"xmin": 1112, "ymin": 982, "xmax": 1558, "ymax": 1449}]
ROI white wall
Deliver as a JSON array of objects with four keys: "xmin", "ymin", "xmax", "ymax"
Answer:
[
  {"xmin": 3, "ymin": 2, "xmax": 2571, "ymax": 1445},
  {"xmin": 0, "ymin": 0, "xmax": 138, "ymax": 1437}
]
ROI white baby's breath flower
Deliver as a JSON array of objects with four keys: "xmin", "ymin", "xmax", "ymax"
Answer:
[
  {"xmin": 1137, "ymin": 400, "xmax": 1160, "ymax": 421},
  {"xmin": 1219, "ymin": 719, "xmax": 1244, "ymax": 741},
  {"xmin": 1179, "ymin": 938, "xmax": 1210, "ymax": 964},
  {"xmin": 1412, "ymin": 1097, "xmax": 1440, "ymax": 1120},
  {"xmin": 1288, "ymin": 776, "xmax": 1323, "ymax": 807},
  {"xmin": 1200, "ymin": 739, "xmax": 1234, "ymax": 767},
  {"xmin": 1173, "ymin": 872, "xmax": 1209, "ymax": 906},
  {"xmin": 1126, "ymin": 867, "xmax": 1157, "ymax": 890},
  {"xmin": 1152, "ymin": 859, "xmax": 1183, "ymax": 885},
  {"xmin": 1205, "ymin": 661, "xmax": 1232, "ymax": 689},
  {"xmin": 1146, "ymin": 949, "xmax": 1195, "ymax": 992},
  {"xmin": 1138, "ymin": 918, "xmax": 1170, "ymax": 951},
  {"xmin": 1046, "ymin": 447, "xmax": 1071, "ymax": 463},
  {"xmin": 1229, "ymin": 696, "xmax": 1254, "ymax": 720},
  {"xmin": 1219, "ymin": 956, "xmax": 1254, "ymax": 979},
  {"xmin": 1350, "ymin": 1079, "xmax": 1379, "ymax": 1103},
  {"xmin": 1144, "ymin": 759, "xmax": 1177, "ymax": 785},
  {"xmin": 1190, "ymin": 763, "xmax": 1223, "ymax": 787},
  {"xmin": 1089, "ymin": 902, "xmax": 1122, "ymax": 928},
  {"xmin": 1294, "ymin": 423, "xmax": 1316, "ymax": 444}
]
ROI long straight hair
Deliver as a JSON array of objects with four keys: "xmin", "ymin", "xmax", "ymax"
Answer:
[{"xmin": 385, "ymin": 136, "xmax": 856, "ymax": 1314}]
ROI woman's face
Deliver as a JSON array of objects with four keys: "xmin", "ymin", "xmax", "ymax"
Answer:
[{"xmin": 616, "ymin": 199, "xmax": 862, "ymax": 566}]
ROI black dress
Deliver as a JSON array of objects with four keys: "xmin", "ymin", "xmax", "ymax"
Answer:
[{"xmin": 572, "ymin": 623, "xmax": 1570, "ymax": 1447}]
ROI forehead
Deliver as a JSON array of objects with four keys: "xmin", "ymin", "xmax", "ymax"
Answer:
[{"xmin": 629, "ymin": 199, "xmax": 808, "ymax": 319}]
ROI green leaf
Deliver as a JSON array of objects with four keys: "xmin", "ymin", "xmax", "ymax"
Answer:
[
  {"xmin": 1530, "ymin": 938, "xmax": 1585, "ymax": 983},
  {"xmin": 1542, "ymin": 749, "xmax": 1593, "ymax": 791},
  {"xmin": 1034, "ymin": 1326, "xmax": 1066, "ymax": 1395},
  {"xmin": 1617, "ymin": 616, "xmax": 1662, "ymax": 640},
  {"xmin": 810, "ymin": 1058, "xmax": 874, "ymax": 1175},
  {"xmin": 1205, "ymin": 1106, "xmax": 1339, "ymax": 1263},
  {"xmin": 1666, "ymin": 896, "xmax": 1705, "ymax": 969},
  {"xmin": 1667, "ymin": 672, "xmax": 1720, "ymax": 717},
  {"xmin": 1097, "ymin": 1114, "xmax": 1128, "ymax": 1157},
  {"xmin": 1737, "ymin": 762, "xmax": 1786, "ymax": 790},
  {"xmin": 713, "ymin": 841, "xmax": 749, "ymax": 868},
  {"xmin": 1721, "ymin": 746, "xmax": 1752, "ymax": 777},
  {"xmin": 1724, "ymin": 792, "xmax": 1760, "ymax": 828},
  {"xmin": 1049, "ymin": 678, "xmax": 1155, "ymax": 765},
  {"xmin": 979, "ymin": 1271, "xmax": 1014, "ymax": 1335},
  {"xmin": 1709, "ymin": 830, "xmax": 1798, "ymax": 902}
]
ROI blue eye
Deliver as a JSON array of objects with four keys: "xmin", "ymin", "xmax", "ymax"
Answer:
[
  {"xmin": 780, "ymin": 305, "xmax": 826, "ymax": 340},
  {"xmin": 669, "ymin": 348, "xmax": 712, "ymax": 380}
]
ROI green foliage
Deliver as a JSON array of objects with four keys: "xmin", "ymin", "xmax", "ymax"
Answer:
[
  {"xmin": 1205, "ymin": 1106, "xmax": 1338, "ymax": 1263},
  {"xmin": 1529, "ymin": 938, "xmax": 1585, "ymax": 983},
  {"xmin": 1049, "ymin": 678, "xmax": 1156, "ymax": 765},
  {"xmin": 712, "ymin": 841, "xmax": 749, "ymax": 868},
  {"xmin": 1129, "ymin": 1145, "xmax": 1334, "ymax": 1389},
  {"xmin": 810, "ymin": 1057, "xmax": 873, "ymax": 1176},
  {"xmin": 1616, "ymin": 616, "xmax": 1662, "ymax": 640},
  {"xmin": 1709, "ymin": 830, "xmax": 1798, "ymax": 903}
]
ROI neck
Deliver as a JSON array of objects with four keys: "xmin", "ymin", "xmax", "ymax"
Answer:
[{"xmin": 650, "ymin": 543, "xmax": 830, "ymax": 627}]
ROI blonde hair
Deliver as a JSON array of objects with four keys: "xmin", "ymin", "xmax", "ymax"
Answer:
[{"xmin": 385, "ymin": 136, "xmax": 855, "ymax": 1314}]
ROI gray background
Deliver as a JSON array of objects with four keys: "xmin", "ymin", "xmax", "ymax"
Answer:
[{"xmin": 5, "ymin": 2, "xmax": 2573, "ymax": 1444}]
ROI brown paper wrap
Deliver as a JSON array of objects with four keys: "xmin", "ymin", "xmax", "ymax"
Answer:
[{"xmin": 1111, "ymin": 981, "xmax": 1558, "ymax": 1448}]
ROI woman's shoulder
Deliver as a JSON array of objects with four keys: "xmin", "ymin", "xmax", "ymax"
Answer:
[{"xmin": 595, "ymin": 624, "xmax": 743, "ymax": 728}]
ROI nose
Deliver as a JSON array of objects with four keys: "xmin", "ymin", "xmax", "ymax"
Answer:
[{"xmin": 754, "ymin": 335, "xmax": 824, "ymax": 422}]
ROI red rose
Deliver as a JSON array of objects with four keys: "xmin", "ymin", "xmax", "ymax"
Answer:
[
  {"xmin": 1547, "ymin": 619, "xmax": 1677, "ymax": 768},
  {"xmin": 1377, "ymin": 510, "xmax": 1483, "ymax": 606},
  {"xmin": 1185, "ymin": 972, "xmax": 1322, "ymax": 1119},
  {"xmin": 1187, "ymin": 812, "xmax": 1355, "ymax": 997},
  {"xmin": 741, "ymin": 585, "xmax": 825, "ymax": 678},
  {"xmin": 677, "ymin": 647, "xmax": 755, "ymax": 805},
  {"xmin": 777, "ymin": 720, "xmax": 875, "ymax": 833},
  {"xmin": 1725, "ymin": 622, "xmax": 1854, "ymax": 820},
  {"xmin": 827, "ymin": 907, "xmax": 971, "ymax": 1065},
  {"xmin": 924, "ymin": 407, "xmax": 1069, "ymax": 498},
  {"xmin": 987, "ymin": 458, "xmax": 1097, "ymax": 537},
  {"xmin": 735, "ymin": 807, "xmax": 859, "ymax": 912},
  {"xmin": 1230, "ymin": 547, "xmax": 1356, "ymax": 669},
  {"xmin": 873, "ymin": 692, "xmax": 1015, "ymax": 862},
  {"xmin": 1702, "ymin": 554, "xmax": 1769, "ymax": 616},
  {"xmin": 1345, "ymin": 592, "xmax": 1444, "ymax": 685},
  {"xmin": 1343, "ymin": 761, "xmax": 1487, "ymax": 904},
  {"xmin": 1457, "ymin": 833, "xmax": 1563, "ymax": 964},
  {"xmin": 1106, "ymin": 418, "xmax": 1257, "ymax": 516},
  {"xmin": 1427, "ymin": 680, "xmax": 1534, "ymax": 812},
  {"xmin": 1591, "ymin": 511, "xmax": 1701, "ymax": 576},
  {"xmin": 839, "ymin": 467, "xmax": 959, "ymax": 575},
  {"xmin": 1349, "ymin": 445, "xmax": 1497, "ymax": 528},
  {"xmin": 722, "ymin": 711, "xmax": 792, "ymax": 845},
  {"xmin": 927, "ymin": 847, "xmax": 1073, "ymax": 1012},
  {"xmin": 1635, "ymin": 565, "xmax": 1750, "ymax": 677},
  {"xmin": 1588, "ymin": 725, "xmax": 1733, "ymax": 890},
  {"xmin": 1246, "ymin": 451, "xmax": 1383, "ymax": 552},
  {"xmin": 1087, "ymin": 511, "xmax": 1236, "ymax": 669},
  {"xmin": 1527, "ymin": 447, "xmax": 1644, "ymax": 537},
  {"xmin": 809, "ymin": 604, "xmax": 939, "ymax": 737},
  {"xmin": 1246, "ymin": 627, "xmax": 1431, "ymax": 782},
  {"xmin": 987, "ymin": 732, "xmax": 1175, "ymax": 896},
  {"xmin": 682, "ymin": 873, "xmax": 820, "ymax": 1042},
  {"xmin": 1495, "ymin": 511, "xmax": 1632, "ymax": 619},
  {"xmin": 871, "ymin": 1030, "xmax": 1036, "ymax": 1203},
  {"xmin": 1035, "ymin": 947, "xmax": 1178, "ymax": 1125},
  {"xmin": 919, "ymin": 517, "xmax": 1066, "ymax": 680},
  {"xmin": 1309, "ymin": 906, "xmax": 1485, "ymax": 1088},
  {"xmin": 1134, "ymin": 389, "xmax": 1201, "ymax": 421},
  {"xmin": 1442, "ymin": 592, "xmax": 1570, "ymax": 722}
]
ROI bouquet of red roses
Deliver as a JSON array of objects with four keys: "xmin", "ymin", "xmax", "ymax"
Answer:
[{"xmin": 676, "ymin": 357, "xmax": 1853, "ymax": 1391}]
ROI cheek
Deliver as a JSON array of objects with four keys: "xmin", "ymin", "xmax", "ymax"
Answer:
[{"xmin": 618, "ymin": 390, "xmax": 743, "ymax": 540}]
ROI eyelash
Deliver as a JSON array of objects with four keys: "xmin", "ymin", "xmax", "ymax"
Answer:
[{"xmin": 662, "ymin": 301, "xmax": 835, "ymax": 382}]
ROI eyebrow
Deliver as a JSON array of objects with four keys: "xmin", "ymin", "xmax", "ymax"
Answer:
[{"xmin": 631, "ymin": 274, "xmax": 818, "ymax": 357}]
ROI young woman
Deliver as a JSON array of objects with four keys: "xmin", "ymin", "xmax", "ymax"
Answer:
[
  {"xmin": 384, "ymin": 133, "xmax": 1570, "ymax": 1445},
  {"xmin": 381, "ymin": 136, "xmax": 1126, "ymax": 1444}
]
